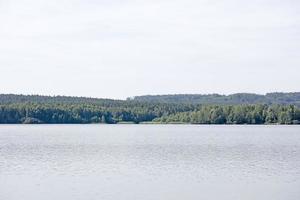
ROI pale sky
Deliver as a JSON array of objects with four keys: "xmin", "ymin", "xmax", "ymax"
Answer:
[{"xmin": 0, "ymin": 0, "xmax": 299, "ymax": 99}]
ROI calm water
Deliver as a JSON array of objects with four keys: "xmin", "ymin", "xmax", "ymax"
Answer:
[{"xmin": 0, "ymin": 125, "xmax": 300, "ymax": 200}]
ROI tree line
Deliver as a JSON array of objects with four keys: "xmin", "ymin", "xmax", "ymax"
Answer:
[
  {"xmin": 153, "ymin": 104, "xmax": 300, "ymax": 124},
  {"xmin": 131, "ymin": 92, "xmax": 300, "ymax": 106},
  {"xmin": 0, "ymin": 102, "xmax": 195, "ymax": 124},
  {"xmin": 0, "ymin": 102, "xmax": 299, "ymax": 124},
  {"xmin": 0, "ymin": 93, "xmax": 300, "ymax": 124}
]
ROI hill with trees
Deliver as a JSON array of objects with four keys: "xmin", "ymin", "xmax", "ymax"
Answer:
[{"xmin": 130, "ymin": 93, "xmax": 300, "ymax": 106}]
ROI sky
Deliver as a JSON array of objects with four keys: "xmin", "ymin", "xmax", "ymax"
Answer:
[{"xmin": 0, "ymin": 0, "xmax": 299, "ymax": 99}]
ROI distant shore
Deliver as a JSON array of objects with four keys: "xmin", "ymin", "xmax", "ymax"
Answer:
[{"xmin": 1, "ymin": 93, "xmax": 299, "ymax": 125}]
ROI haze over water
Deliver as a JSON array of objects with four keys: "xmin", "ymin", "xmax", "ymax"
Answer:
[{"xmin": 1, "ymin": 125, "xmax": 300, "ymax": 200}]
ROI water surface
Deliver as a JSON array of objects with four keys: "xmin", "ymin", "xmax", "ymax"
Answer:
[{"xmin": 1, "ymin": 125, "xmax": 300, "ymax": 200}]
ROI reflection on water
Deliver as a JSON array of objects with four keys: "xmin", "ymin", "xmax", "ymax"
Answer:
[{"xmin": 1, "ymin": 125, "xmax": 300, "ymax": 200}]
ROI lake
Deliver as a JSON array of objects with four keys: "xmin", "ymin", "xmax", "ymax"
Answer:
[{"xmin": 0, "ymin": 125, "xmax": 300, "ymax": 200}]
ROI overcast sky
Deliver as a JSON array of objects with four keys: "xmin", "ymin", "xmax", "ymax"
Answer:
[{"xmin": 0, "ymin": 0, "xmax": 299, "ymax": 99}]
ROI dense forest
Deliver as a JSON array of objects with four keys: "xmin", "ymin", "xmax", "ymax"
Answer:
[
  {"xmin": 131, "ymin": 93, "xmax": 300, "ymax": 106},
  {"xmin": 0, "ymin": 93, "xmax": 300, "ymax": 124},
  {"xmin": 153, "ymin": 105, "xmax": 300, "ymax": 124}
]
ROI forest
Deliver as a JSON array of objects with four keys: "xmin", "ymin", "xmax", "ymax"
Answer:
[
  {"xmin": 0, "ymin": 93, "xmax": 300, "ymax": 124},
  {"xmin": 131, "ymin": 92, "xmax": 300, "ymax": 106}
]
